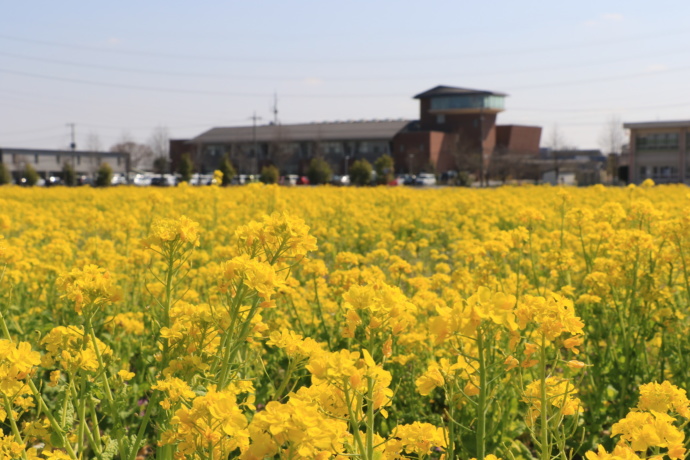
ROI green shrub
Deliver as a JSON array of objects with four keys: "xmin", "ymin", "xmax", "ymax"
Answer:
[
  {"xmin": 62, "ymin": 162, "xmax": 76, "ymax": 186},
  {"xmin": 95, "ymin": 162, "xmax": 113, "ymax": 187},
  {"xmin": 219, "ymin": 155, "xmax": 236, "ymax": 186},
  {"xmin": 24, "ymin": 164, "xmax": 39, "ymax": 186},
  {"xmin": 0, "ymin": 162, "xmax": 11, "ymax": 185},
  {"xmin": 260, "ymin": 165, "xmax": 280, "ymax": 184},
  {"xmin": 306, "ymin": 157, "xmax": 332, "ymax": 185},
  {"xmin": 178, "ymin": 153, "xmax": 193, "ymax": 183},
  {"xmin": 350, "ymin": 159, "xmax": 373, "ymax": 186},
  {"xmin": 374, "ymin": 154, "xmax": 394, "ymax": 185}
]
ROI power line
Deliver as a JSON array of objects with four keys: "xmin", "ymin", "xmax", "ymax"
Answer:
[
  {"xmin": 0, "ymin": 125, "xmax": 65, "ymax": 136},
  {"xmin": 2, "ymin": 47, "xmax": 690, "ymax": 81},
  {"xmin": 4, "ymin": 62, "xmax": 690, "ymax": 100},
  {"xmin": 0, "ymin": 67, "xmax": 408, "ymax": 98},
  {"xmin": 0, "ymin": 28, "xmax": 688, "ymax": 63}
]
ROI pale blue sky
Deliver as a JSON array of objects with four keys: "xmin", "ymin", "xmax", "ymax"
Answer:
[{"xmin": 2, "ymin": 0, "xmax": 689, "ymax": 151}]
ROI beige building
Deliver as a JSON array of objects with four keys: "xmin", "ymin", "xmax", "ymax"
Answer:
[
  {"xmin": 0, "ymin": 147, "xmax": 129, "ymax": 182},
  {"xmin": 624, "ymin": 120, "xmax": 690, "ymax": 184}
]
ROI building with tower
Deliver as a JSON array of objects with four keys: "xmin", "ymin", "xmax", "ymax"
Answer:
[
  {"xmin": 171, "ymin": 85, "xmax": 542, "ymax": 180},
  {"xmin": 392, "ymin": 86, "xmax": 541, "ymax": 181}
]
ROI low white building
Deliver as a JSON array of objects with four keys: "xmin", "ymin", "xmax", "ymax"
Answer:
[{"xmin": 0, "ymin": 147, "xmax": 129, "ymax": 182}]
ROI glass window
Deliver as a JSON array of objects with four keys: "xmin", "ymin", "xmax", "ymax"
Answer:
[
  {"xmin": 437, "ymin": 114, "xmax": 446, "ymax": 124},
  {"xmin": 636, "ymin": 132, "xmax": 679, "ymax": 150}
]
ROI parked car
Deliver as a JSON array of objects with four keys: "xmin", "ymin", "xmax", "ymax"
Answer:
[
  {"xmin": 297, "ymin": 176, "xmax": 310, "ymax": 185},
  {"xmin": 331, "ymin": 175, "xmax": 350, "ymax": 186},
  {"xmin": 150, "ymin": 174, "xmax": 177, "ymax": 187},
  {"xmin": 390, "ymin": 175, "xmax": 406, "ymax": 186},
  {"xmin": 190, "ymin": 174, "xmax": 213, "ymax": 186},
  {"xmin": 280, "ymin": 175, "xmax": 299, "ymax": 186},
  {"xmin": 47, "ymin": 176, "xmax": 62, "ymax": 186},
  {"xmin": 132, "ymin": 173, "xmax": 153, "ymax": 186},
  {"xmin": 415, "ymin": 173, "xmax": 437, "ymax": 186},
  {"xmin": 111, "ymin": 173, "xmax": 127, "ymax": 186}
]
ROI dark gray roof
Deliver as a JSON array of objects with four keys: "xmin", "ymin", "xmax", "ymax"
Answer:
[
  {"xmin": 414, "ymin": 85, "xmax": 507, "ymax": 99},
  {"xmin": 0, "ymin": 147, "xmax": 127, "ymax": 157},
  {"xmin": 191, "ymin": 120, "xmax": 411, "ymax": 144},
  {"xmin": 623, "ymin": 120, "xmax": 690, "ymax": 129}
]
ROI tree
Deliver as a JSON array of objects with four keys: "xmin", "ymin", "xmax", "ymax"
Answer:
[
  {"xmin": 306, "ymin": 157, "xmax": 332, "ymax": 185},
  {"xmin": 85, "ymin": 131, "xmax": 103, "ymax": 151},
  {"xmin": 219, "ymin": 155, "xmax": 236, "ymax": 186},
  {"xmin": 350, "ymin": 159, "xmax": 373, "ymax": 186},
  {"xmin": 599, "ymin": 115, "xmax": 626, "ymax": 156},
  {"xmin": 24, "ymin": 164, "xmax": 39, "ymax": 186},
  {"xmin": 260, "ymin": 165, "xmax": 280, "ymax": 184},
  {"xmin": 374, "ymin": 154, "xmax": 394, "ymax": 185},
  {"xmin": 178, "ymin": 153, "xmax": 193, "ymax": 183},
  {"xmin": 153, "ymin": 157, "xmax": 169, "ymax": 174},
  {"xmin": 111, "ymin": 133, "xmax": 154, "ymax": 170},
  {"xmin": 149, "ymin": 126, "xmax": 170, "ymax": 161},
  {"xmin": 547, "ymin": 124, "xmax": 567, "ymax": 184},
  {"xmin": 0, "ymin": 163, "xmax": 11, "ymax": 185},
  {"xmin": 62, "ymin": 162, "xmax": 76, "ymax": 186},
  {"xmin": 95, "ymin": 162, "xmax": 113, "ymax": 187}
]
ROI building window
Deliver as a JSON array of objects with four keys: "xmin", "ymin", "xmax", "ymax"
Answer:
[
  {"xmin": 437, "ymin": 114, "xmax": 445, "ymax": 124},
  {"xmin": 56, "ymin": 155, "xmax": 60, "ymax": 163},
  {"xmin": 117, "ymin": 157, "xmax": 121, "ymax": 166},
  {"xmin": 430, "ymin": 95, "xmax": 504, "ymax": 111},
  {"xmin": 77, "ymin": 156, "xmax": 81, "ymax": 165},
  {"xmin": 34, "ymin": 154, "xmax": 39, "ymax": 163},
  {"xmin": 636, "ymin": 133, "xmax": 679, "ymax": 150}
]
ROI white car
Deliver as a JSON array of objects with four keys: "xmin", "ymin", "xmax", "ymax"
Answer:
[
  {"xmin": 132, "ymin": 174, "xmax": 153, "ymax": 186},
  {"xmin": 111, "ymin": 173, "xmax": 127, "ymax": 186},
  {"xmin": 415, "ymin": 173, "xmax": 437, "ymax": 186},
  {"xmin": 190, "ymin": 174, "xmax": 213, "ymax": 186}
]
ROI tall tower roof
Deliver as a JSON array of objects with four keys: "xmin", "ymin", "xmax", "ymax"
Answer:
[{"xmin": 413, "ymin": 85, "xmax": 507, "ymax": 99}]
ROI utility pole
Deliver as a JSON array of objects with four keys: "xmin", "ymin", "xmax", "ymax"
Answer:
[
  {"xmin": 67, "ymin": 123, "xmax": 76, "ymax": 151},
  {"xmin": 249, "ymin": 113, "xmax": 262, "ymax": 176},
  {"xmin": 272, "ymin": 93, "xmax": 279, "ymax": 125}
]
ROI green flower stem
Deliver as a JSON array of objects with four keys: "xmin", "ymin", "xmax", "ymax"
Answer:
[
  {"xmin": 218, "ymin": 295, "xmax": 261, "ymax": 389},
  {"xmin": 343, "ymin": 381, "xmax": 367, "ymax": 459},
  {"xmin": 273, "ymin": 358, "xmax": 296, "ymax": 401},
  {"xmin": 312, "ymin": 275, "xmax": 332, "ymax": 351},
  {"xmin": 3, "ymin": 394, "xmax": 28, "ymax": 460},
  {"xmin": 539, "ymin": 336, "xmax": 549, "ymax": 460},
  {"xmin": 127, "ymin": 392, "xmax": 161, "ymax": 460},
  {"xmin": 476, "ymin": 330, "xmax": 487, "ymax": 460},
  {"xmin": 27, "ymin": 380, "xmax": 79, "ymax": 460},
  {"xmin": 0, "ymin": 312, "xmax": 78, "ymax": 459},
  {"xmin": 366, "ymin": 376, "xmax": 375, "ymax": 460},
  {"xmin": 88, "ymin": 397, "xmax": 103, "ymax": 453},
  {"xmin": 68, "ymin": 383, "xmax": 104, "ymax": 460},
  {"xmin": 85, "ymin": 318, "xmax": 126, "ymax": 458},
  {"xmin": 446, "ymin": 384, "xmax": 456, "ymax": 460},
  {"xmin": 76, "ymin": 373, "xmax": 88, "ymax": 455}
]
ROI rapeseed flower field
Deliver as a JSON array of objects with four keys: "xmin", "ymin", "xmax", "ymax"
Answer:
[{"xmin": 1, "ymin": 182, "xmax": 690, "ymax": 460}]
